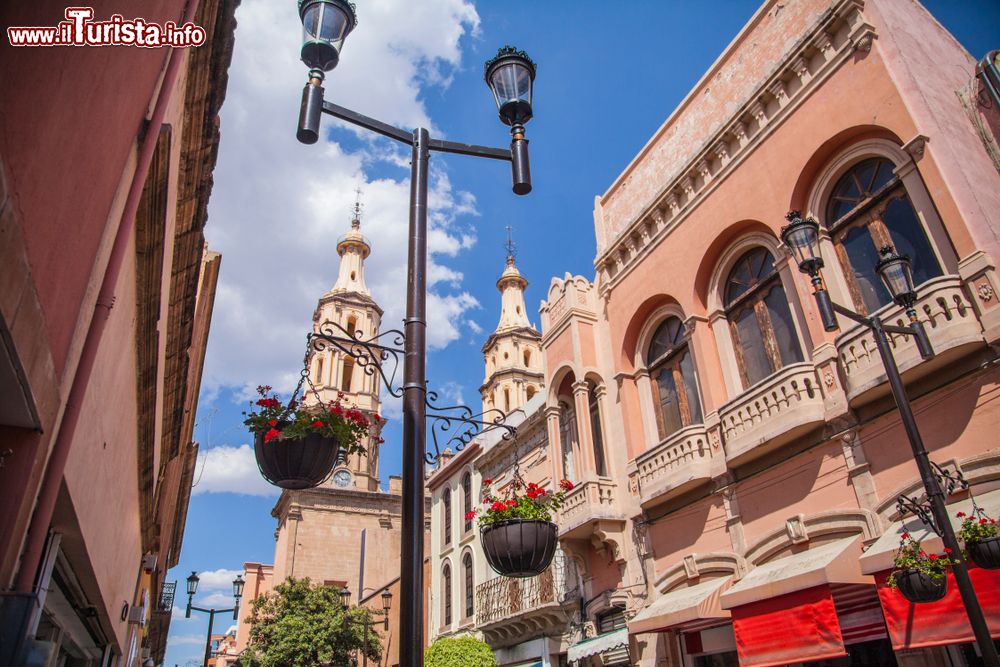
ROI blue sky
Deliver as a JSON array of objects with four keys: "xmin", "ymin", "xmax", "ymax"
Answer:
[{"xmin": 164, "ymin": 1, "xmax": 1000, "ymax": 663}]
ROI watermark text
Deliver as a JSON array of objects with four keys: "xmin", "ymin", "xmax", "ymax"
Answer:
[{"xmin": 7, "ymin": 7, "xmax": 206, "ymax": 48}]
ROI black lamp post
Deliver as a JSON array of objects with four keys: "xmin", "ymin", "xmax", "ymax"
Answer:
[
  {"xmin": 293, "ymin": 5, "xmax": 534, "ymax": 665},
  {"xmin": 781, "ymin": 212, "xmax": 999, "ymax": 667},
  {"xmin": 184, "ymin": 571, "xmax": 245, "ymax": 667},
  {"xmin": 340, "ymin": 587, "xmax": 393, "ymax": 667}
]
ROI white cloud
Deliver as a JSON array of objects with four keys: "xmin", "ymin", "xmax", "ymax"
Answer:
[
  {"xmin": 197, "ymin": 568, "xmax": 244, "ymax": 590},
  {"xmin": 196, "ymin": 591, "xmax": 239, "ymax": 608},
  {"xmin": 200, "ymin": 0, "xmax": 483, "ymax": 409},
  {"xmin": 166, "ymin": 634, "xmax": 205, "ymax": 647},
  {"xmin": 192, "ymin": 445, "xmax": 280, "ymax": 497}
]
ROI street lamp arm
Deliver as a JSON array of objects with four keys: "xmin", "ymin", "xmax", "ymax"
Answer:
[
  {"xmin": 188, "ymin": 606, "xmax": 235, "ymax": 614},
  {"xmin": 427, "ymin": 138, "xmax": 512, "ymax": 162},
  {"xmin": 321, "ymin": 100, "xmax": 413, "ymax": 145}
]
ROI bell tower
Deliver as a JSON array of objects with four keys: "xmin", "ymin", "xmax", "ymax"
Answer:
[
  {"xmin": 481, "ymin": 227, "xmax": 544, "ymax": 415},
  {"xmin": 308, "ymin": 193, "xmax": 384, "ymax": 491}
]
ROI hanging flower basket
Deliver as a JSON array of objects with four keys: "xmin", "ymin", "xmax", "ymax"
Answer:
[
  {"xmin": 887, "ymin": 532, "xmax": 955, "ymax": 603},
  {"xmin": 891, "ymin": 567, "xmax": 948, "ymax": 603},
  {"xmin": 469, "ymin": 478, "xmax": 574, "ymax": 578},
  {"xmin": 244, "ymin": 385, "xmax": 378, "ymax": 490},
  {"xmin": 481, "ymin": 519, "xmax": 558, "ymax": 578},
  {"xmin": 253, "ymin": 429, "xmax": 341, "ymax": 489},
  {"xmin": 957, "ymin": 510, "xmax": 1000, "ymax": 570}
]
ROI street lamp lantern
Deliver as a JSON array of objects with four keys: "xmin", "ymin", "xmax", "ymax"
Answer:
[
  {"xmin": 484, "ymin": 46, "xmax": 536, "ymax": 128},
  {"xmin": 339, "ymin": 586, "xmax": 351, "ymax": 607},
  {"xmin": 232, "ymin": 575, "xmax": 245, "ymax": 600},
  {"xmin": 298, "ymin": 0, "xmax": 357, "ymax": 72},
  {"xmin": 381, "ymin": 588, "xmax": 392, "ymax": 612},
  {"xmin": 875, "ymin": 246, "xmax": 918, "ymax": 308},
  {"xmin": 781, "ymin": 211, "xmax": 823, "ymax": 276},
  {"xmin": 186, "ymin": 571, "xmax": 200, "ymax": 597}
]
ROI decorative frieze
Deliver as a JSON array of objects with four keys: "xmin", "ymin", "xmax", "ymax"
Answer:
[{"xmin": 596, "ymin": 0, "xmax": 872, "ymax": 292}]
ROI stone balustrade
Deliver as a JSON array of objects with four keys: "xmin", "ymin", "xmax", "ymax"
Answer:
[
  {"xmin": 633, "ymin": 424, "xmax": 714, "ymax": 506},
  {"xmin": 720, "ymin": 362, "xmax": 826, "ymax": 464},
  {"xmin": 557, "ymin": 479, "xmax": 621, "ymax": 538},
  {"xmin": 836, "ymin": 276, "xmax": 984, "ymax": 404}
]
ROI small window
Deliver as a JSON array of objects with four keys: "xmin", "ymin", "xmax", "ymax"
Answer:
[
  {"xmin": 315, "ymin": 356, "xmax": 324, "ymax": 384},
  {"xmin": 589, "ymin": 385, "xmax": 608, "ymax": 476},
  {"xmin": 523, "ymin": 350, "xmax": 531, "ymax": 367},
  {"xmin": 646, "ymin": 317, "xmax": 703, "ymax": 439},
  {"xmin": 526, "ymin": 385, "xmax": 537, "ymax": 401},
  {"xmin": 724, "ymin": 248, "xmax": 803, "ymax": 388},
  {"xmin": 559, "ymin": 402, "xmax": 576, "ymax": 481},
  {"xmin": 442, "ymin": 563, "xmax": 452, "ymax": 626},
  {"xmin": 342, "ymin": 358, "xmax": 355, "ymax": 392},
  {"xmin": 825, "ymin": 157, "xmax": 942, "ymax": 314},
  {"xmin": 462, "ymin": 472, "xmax": 472, "ymax": 532},
  {"xmin": 443, "ymin": 488, "xmax": 452, "ymax": 545},
  {"xmin": 463, "ymin": 552, "xmax": 474, "ymax": 619},
  {"xmin": 346, "ymin": 316, "xmax": 357, "ymax": 336},
  {"xmin": 504, "ymin": 388, "xmax": 510, "ymax": 412}
]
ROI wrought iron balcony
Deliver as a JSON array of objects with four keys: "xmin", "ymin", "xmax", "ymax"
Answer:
[
  {"xmin": 157, "ymin": 581, "xmax": 176, "ymax": 612},
  {"xmin": 633, "ymin": 423, "xmax": 715, "ymax": 507},
  {"xmin": 720, "ymin": 362, "xmax": 826, "ymax": 465},
  {"xmin": 475, "ymin": 550, "xmax": 579, "ymax": 647},
  {"xmin": 836, "ymin": 275, "xmax": 985, "ymax": 405}
]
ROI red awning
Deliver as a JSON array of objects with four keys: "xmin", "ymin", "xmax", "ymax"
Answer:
[
  {"xmin": 874, "ymin": 566, "xmax": 1000, "ymax": 650},
  {"xmin": 730, "ymin": 584, "xmax": 847, "ymax": 667}
]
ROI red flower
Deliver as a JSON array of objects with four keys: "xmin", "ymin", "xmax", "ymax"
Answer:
[
  {"xmin": 465, "ymin": 511, "xmax": 476, "ymax": 520},
  {"xmin": 490, "ymin": 501, "xmax": 506, "ymax": 512},
  {"xmin": 268, "ymin": 419, "xmax": 278, "ymax": 426},
  {"xmin": 956, "ymin": 511, "xmax": 967, "ymax": 518},
  {"xmin": 483, "ymin": 497, "xmax": 491, "ymax": 504},
  {"xmin": 901, "ymin": 532, "xmax": 909, "ymax": 540},
  {"xmin": 943, "ymin": 547, "xmax": 954, "ymax": 554},
  {"xmin": 263, "ymin": 428, "xmax": 281, "ymax": 443},
  {"xmin": 526, "ymin": 488, "xmax": 539, "ymax": 499},
  {"xmin": 918, "ymin": 550, "xmax": 927, "ymax": 558},
  {"xmin": 506, "ymin": 499, "xmax": 517, "ymax": 507},
  {"xmin": 312, "ymin": 420, "xmax": 324, "ymax": 428},
  {"xmin": 982, "ymin": 519, "xmax": 989, "ymax": 525},
  {"xmin": 483, "ymin": 479, "xmax": 493, "ymax": 485},
  {"xmin": 537, "ymin": 488, "xmax": 546, "ymax": 496},
  {"xmin": 929, "ymin": 553, "xmax": 939, "ymax": 561},
  {"xmin": 560, "ymin": 479, "xmax": 574, "ymax": 491}
]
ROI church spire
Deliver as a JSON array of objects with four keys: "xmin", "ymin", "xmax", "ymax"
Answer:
[
  {"xmin": 480, "ymin": 226, "xmax": 543, "ymax": 414},
  {"xmin": 331, "ymin": 188, "xmax": 371, "ymax": 295},
  {"xmin": 495, "ymin": 226, "xmax": 531, "ymax": 332}
]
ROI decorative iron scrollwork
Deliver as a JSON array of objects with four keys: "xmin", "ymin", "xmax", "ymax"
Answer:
[
  {"xmin": 425, "ymin": 390, "xmax": 517, "ymax": 465},
  {"xmin": 307, "ymin": 320, "xmax": 406, "ymax": 398},
  {"xmin": 894, "ymin": 462, "xmax": 970, "ymax": 536}
]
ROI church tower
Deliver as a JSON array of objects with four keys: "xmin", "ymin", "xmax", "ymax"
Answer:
[
  {"xmin": 307, "ymin": 197, "xmax": 383, "ymax": 492},
  {"xmin": 481, "ymin": 228, "xmax": 544, "ymax": 415}
]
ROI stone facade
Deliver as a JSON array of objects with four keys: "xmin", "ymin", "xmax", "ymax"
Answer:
[{"xmin": 429, "ymin": 1, "xmax": 1000, "ymax": 666}]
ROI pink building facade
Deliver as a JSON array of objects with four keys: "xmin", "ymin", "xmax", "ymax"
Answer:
[
  {"xmin": 446, "ymin": 1, "xmax": 1000, "ymax": 666},
  {"xmin": 0, "ymin": 1, "xmax": 236, "ymax": 665}
]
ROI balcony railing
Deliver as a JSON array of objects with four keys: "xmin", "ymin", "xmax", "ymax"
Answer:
[
  {"xmin": 476, "ymin": 549, "xmax": 578, "ymax": 631},
  {"xmin": 836, "ymin": 276, "xmax": 984, "ymax": 404},
  {"xmin": 158, "ymin": 581, "xmax": 176, "ymax": 612},
  {"xmin": 634, "ymin": 423, "xmax": 714, "ymax": 506},
  {"xmin": 557, "ymin": 478, "xmax": 622, "ymax": 538},
  {"xmin": 720, "ymin": 362, "xmax": 826, "ymax": 464}
]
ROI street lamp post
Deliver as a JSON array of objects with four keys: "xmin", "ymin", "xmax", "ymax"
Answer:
[
  {"xmin": 294, "ymin": 3, "xmax": 535, "ymax": 664},
  {"xmin": 781, "ymin": 212, "xmax": 1000, "ymax": 667},
  {"xmin": 184, "ymin": 571, "xmax": 245, "ymax": 667},
  {"xmin": 339, "ymin": 587, "xmax": 392, "ymax": 667}
]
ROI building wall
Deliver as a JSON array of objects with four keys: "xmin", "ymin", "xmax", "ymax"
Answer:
[{"xmin": 0, "ymin": 0, "xmax": 236, "ymax": 663}]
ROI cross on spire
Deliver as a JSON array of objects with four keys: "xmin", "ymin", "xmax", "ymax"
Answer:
[
  {"xmin": 504, "ymin": 225, "xmax": 517, "ymax": 262},
  {"xmin": 351, "ymin": 186, "xmax": 364, "ymax": 228}
]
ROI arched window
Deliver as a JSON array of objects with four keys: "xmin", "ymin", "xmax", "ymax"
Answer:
[
  {"xmin": 647, "ymin": 317, "xmax": 703, "ymax": 439},
  {"xmin": 523, "ymin": 350, "xmax": 531, "ymax": 367},
  {"xmin": 825, "ymin": 157, "xmax": 943, "ymax": 314},
  {"xmin": 526, "ymin": 385, "xmax": 537, "ymax": 401},
  {"xmin": 443, "ymin": 488, "xmax": 452, "ymax": 545},
  {"xmin": 341, "ymin": 359, "xmax": 355, "ymax": 392},
  {"xmin": 315, "ymin": 356, "xmax": 324, "ymax": 384},
  {"xmin": 558, "ymin": 401, "xmax": 576, "ymax": 481},
  {"xmin": 462, "ymin": 552, "xmax": 474, "ymax": 618},
  {"xmin": 462, "ymin": 472, "xmax": 472, "ymax": 532},
  {"xmin": 588, "ymin": 385, "xmax": 608, "ymax": 476},
  {"xmin": 725, "ymin": 248, "xmax": 804, "ymax": 388},
  {"xmin": 442, "ymin": 562, "xmax": 452, "ymax": 625}
]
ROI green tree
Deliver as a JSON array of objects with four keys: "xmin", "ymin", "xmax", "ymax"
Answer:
[
  {"xmin": 425, "ymin": 636, "xmax": 497, "ymax": 667},
  {"xmin": 239, "ymin": 578, "xmax": 381, "ymax": 667}
]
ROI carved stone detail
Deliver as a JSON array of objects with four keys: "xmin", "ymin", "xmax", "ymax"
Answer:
[
  {"xmin": 854, "ymin": 31, "xmax": 874, "ymax": 53},
  {"xmin": 978, "ymin": 281, "xmax": 994, "ymax": 302},
  {"xmin": 683, "ymin": 554, "xmax": 700, "ymax": 580},
  {"xmin": 750, "ymin": 99, "xmax": 768, "ymax": 126},
  {"xmin": 785, "ymin": 514, "xmax": 809, "ymax": 544}
]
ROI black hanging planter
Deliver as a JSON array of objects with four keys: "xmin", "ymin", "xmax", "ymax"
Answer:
[
  {"xmin": 967, "ymin": 536, "xmax": 1000, "ymax": 570},
  {"xmin": 481, "ymin": 519, "xmax": 558, "ymax": 578},
  {"xmin": 253, "ymin": 430, "xmax": 340, "ymax": 490},
  {"xmin": 893, "ymin": 568, "xmax": 947, "ymax": 603}
]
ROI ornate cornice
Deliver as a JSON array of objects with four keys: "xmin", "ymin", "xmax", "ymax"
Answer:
[{"xmin": 594, "ymin": 0, "xmax": 873, "ymax": 295}]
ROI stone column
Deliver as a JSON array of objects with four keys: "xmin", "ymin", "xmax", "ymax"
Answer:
[
  {"xmin": 634, "ymin": 370, "xmax": 660, "ymax": 449},
  {"xmin": 545, "ymin": 405, "xmax": 563, "ymax": 482},
  {"xmin": 572, "ymin": 381, "xmax": 597, "ymax": 478}
]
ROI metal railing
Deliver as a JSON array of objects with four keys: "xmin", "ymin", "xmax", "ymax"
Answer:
[{"xmin": 476, "ymin": 550, "xmax": 578, "ymax": 625}]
